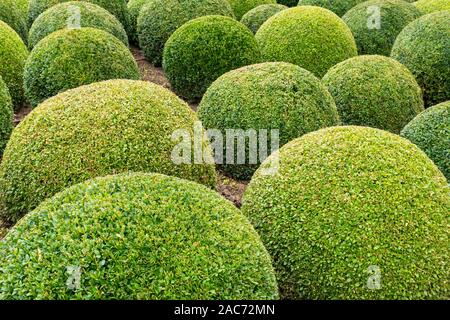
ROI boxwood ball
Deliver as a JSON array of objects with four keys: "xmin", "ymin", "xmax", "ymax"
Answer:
[
  {"xmin": 0, "ymin": 77, "xmax": 13, "ymax": 154},
  {"xmin": 342, "ymin": 0, "xmax": 421, "ymax": 56},
  {"xmin": 401, "ymin": 101, "xmax": 450, "ymax": 181},
  {"xmin": 242, "ymin": 126, "xmax": 450, "ymax": 299},
  {"xmin": 0, "ymin": 173, "xmax": 278, "ymax": 300},
  {"xmin": 228, "ymin": 0, "xmax": 277, "ymax": 20},
  {"xmin": 137, "ymin": 0, "xmax": 234, "ymax": 66},
  {"xmin": 163, "ymin": 15, "xmax": 261, "ymax": 101},
  {"xmin": 28, "ymin": 1, "xmax": 129, "ymax": 48},
  {"xmin": 0, "ymin": 20, "xmax": 28, "ymax": 110},
  {"xmin": 391, "ymin": 11, "xmax": 450, "ymax": 107},
  {"xmin": 297, "ymin": 0, "xmax": 366, "ymax": 16},
  {"xmin": 24, "ymin": 27, "xmax": 139, "ymax": 107},
  {"xmin": 414, "ymin": 0, "xmax": 450, "ymax": 14},
  {"xmin": 256, "ymin": 6, "xmax": 357, "ymax": 77},
  {"xmin": 241, "ymin": 4, "xmax": 287, "ymax": 33},
  {"xmin": 322, "ymin": 55, "xmax": 424, "ymax": 133},
  {"xmin": 198, "ymin": 62, "xmax": 340, "ymax": 180},
  {"xmin": 0, "ymin": 0, "xmax": 28, "ymax": 41},
  {"xmin": 28, "ymin": 0, "xmax": 131, "ymax": 34},
  {"xmin": 0, "ymin": 80, "xmax": 216, "ymax": 223}
]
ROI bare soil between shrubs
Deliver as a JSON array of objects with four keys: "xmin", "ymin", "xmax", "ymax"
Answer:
[{"xmin": 0, "ymin": 46, "xmax": 247, "ymax": 240}]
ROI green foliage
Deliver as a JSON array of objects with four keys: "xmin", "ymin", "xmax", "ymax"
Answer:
[
  {"xmin": 0, "ymin": 79, "xmax": 217, "ymax": 223},
  {"xmin": 163, "ymin": 15, "xmax": 261, "ymax": 101},
  {"xmin": 322, "ymin": 55, "xmax": 424, "ymax": 133},
  {"xmin": 277, "ymin": 0, "xmax": 297, "ymax": 7},
  {"xmin": 391, "ymin": 11, "xmax": 450, "ymax": 107},
  {"xmin": 0, "ymin": 172, "xmax": 278, "ymax": 299},
  {"xmin": 342, "ymin": 0, "xmax": 421, "ymax": 56},
  {"xmin": 198, "ymin": 62, "xmax": 340, "ymax": 180},
  {"xmin": 0, "ymin": 76, "xmax": 13, "ymax": 155},
  {"xmin": 28, "ymin": 1, "xmax": 129, "ymax": 48},
  {"xmin": 256, "ymin": 6, "xmax": 357, "ymax": 77},
  {"xmin": 401, "ymin": 101, "xmax": 450, "ymax": 181},
  {"xmin": 414, "ymin": 0, "xmax": 450, "ymax": 14},
  {"xmin": 241, "ymin": 4, "xmax": 287, "ymax": 33},
  {"xmin": 228, "ymin": 0, "xmax": 276, "ymax": 20},
  {"xmin": 24, "ymin": 27, "xmax": 139, "ymax": 107},
  {"xmin": 297, "ymin": 0, "xmax": 367, "ymax": 16},
  {"xmin": 0, "ymin": 0, "xmax": 28, "ymax": 41},
  {"xmin": 28, "ymin": 0, "xmax": 131, "ymax": 34},
  {"xmin": 0, "ymin": 20, "xmax": 29, "ymax": 110},
  {"xmin": 127, "ymin": 0, "xmax": 152, "ymax": 44},
  {"xmin": 242, "ymin": 126, "xmax": 450, "ymax": 299},
  {"xmin": 137, "ymin": 0, "xmax": 234, "ymax": 66}
]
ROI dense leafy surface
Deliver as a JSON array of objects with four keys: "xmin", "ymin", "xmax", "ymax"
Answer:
[
  {"xmin": 0, "ymin": 173, "xmax": 278, "ymax": 299},
  {"xmin": 391, "ymin": 11, "xmax": 450, "ymax": 107},
  {"xmin": 228, "ymin": 0, "xmax": 276, "ymax": 20},
  {"xmin": 198, "ymin": 62, "xmax": 339, "ymax": 179},
  {"xmin": 297, "ymin": 0, "xmax": 366, "ymax": 16},
  {"xmin": 343, "ymin": 0, "xmax": 421, "ymax": 56},
  {"xmin": 137, "ymin": 0, "xmax": 234, "ymax": 66},
  {"xmin": 0, "ymin": 80, "xmax": 216, "ymax": 223},
  {"xmin": 163, "ymin": 15, "xmax": 261, "ymax": 100},
  {"xmin": 0, "ymin": 21, "xmax": 28, "ymax": 110},
  {"xmin": 0, "ymin": 0, "xmax": 28, "ymax": 41},
  {"xmin": 414, "ymin": 0, "xmax": 450, "ymax": 14},
  {"xmin": 401, "ymin": 101, "xmax": 450, "ymax": 181},
  {"xmin": 24, "ymin": 27, "xmax": 139, "ymax": 107},
  {"xmin": 28, "ymin": 1, "xmax": 128, "ymax": 48},
  {"xmin": 322, "ymin": 55, "xmax": 424, "ymax": 133},
  {"xmin": 241, "ymin": 4, "xmax": 287, "ymax": 33},
  {"xmin": 242, "ymin": 126, "xmax": 450, "ymax": 299},
  {"xmin": 0, "ymin": 77, "xmax": 12, "ymax": 154},
  {"xmin": 256, "ymin": 6, "xmax": 357, "ymax": 77}
]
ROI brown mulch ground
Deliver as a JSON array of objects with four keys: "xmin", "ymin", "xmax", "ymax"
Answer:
[{"xmin": 1, "ymin": 47, "xmax": 247, "ymax": 239}]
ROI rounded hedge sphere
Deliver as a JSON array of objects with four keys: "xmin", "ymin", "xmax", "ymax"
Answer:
[
  {"xmin": 322, "ymin": 55, "xmax": 424, "ymax": 133},
  {"xmin": 0, "ymin": 0, "xmax": 28, "ymax": 41},
  {"xmin": 0, "ymin": 173, "xmax": 278, "ymax": 300},
  {"xmin": 24, "ymin": 27, "xmax": 139, "ymax": 107},
  {"xmin": 342, "ymin": 0, "xmax": 421, "ymax": 56},
  {"xmin": 401, "ymin": 101, "xmax": 450, "ymax": 180},
  {"xmin": 256, "ymin": 6, "xmax": 357, "ymax": 77},
  {"xmin": 198, "ymin": 62, "xmax": 340, "ymax": 180},
  {"xmin": 414, "ymin": 0, "xmax": 450, "ymax": 14},
  {"xmin": 242, "ymin": 126, "xmax": 450, "ymax": 299},
  {"xmin": 297, "ymin": 0, "xmax": 366, "ymax": 16},
  {"xmin": 391, "ymin": 11, "xmax": 450, "ymax": 107},
  {"xmin": 137, "ymin": 0, "xmax": 234, "ymax": 66},
  {"xmin": 28, "ymin": 1, "xmax": 129, "ymax": 48},
  {"xmin": 163, "ymin": 15, "xmax": 261, "ymax": 100},
  {"xmin": 0, "ymin": 80, "xmax": 216, "ymax": 223},
  {"xmin": 128, "ymin": 0, "xmax": 152, "ymax": 44},
  {"xmin": 28, "ymin": 0, "xmax": 131, "ymax": 33},
  {"xmin": 0, "ymin": 20, "xmax": 28, "ymax": 110},
  {"xmin": 228, "ymin": 0, "xmax": 276, "ymax": 20},
  {"xmin": 0, "ymin": 77, "xmax": 13, "ymax": 154},
  {"xmin": 241, "ymin": 4, "xmax": 287, "ymax": 33}
]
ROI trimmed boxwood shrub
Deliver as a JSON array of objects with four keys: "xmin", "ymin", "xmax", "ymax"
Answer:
[
  {"xmin": 163, "ymin": 15, "xmax": 261, "ymax": 101},
  {"xmin": 414, "ymin": 0, "xmax": 450, "ymax": 14},
  {"xmin": 241, "ymin": 4, "xmax": 287, "ymax": 33},
  {"xmin": 0, "ymin": 20, "xmax": 29, "ymax": 110},
  {"xmin": 401, "ymin": 101, "xmax": 449, "ymax": 180},
  {"xmin": 242, "ymin": 126, "xmax": 450, "ymax": 299},
  {"xmin": 342, "ymin": 0, "xmax": 421, "ymax": 56},
  {"xmin": 137, "ymin": 0, "xmax": 234, "ymax": 66},
  {"xmin": 24, "ymin": 27, "xmax": 139, "ymax": 107},
  {"xmin": 28, "ymin": 1, "xmax": 129, "ymax": 48},
  {"xmin": 297, "ymin": 0, "xmax": 366, "ymax": 16},
  {"xmin": 228, "ymin": 0, "xmax": 276, "ymax": 20},
  {"xmin": 256, "ymin": 6, "xmax": 357, "ymax": 77},
  {"xmin": 0, "ymin": 77, "xmax": 13, "ymax": 155},
  {"xmin": 322, "ymin": 55, "xmax": 424, "ymax": 133},
  {"xmin": 391, "ymin": 11, "xmax": 449, "ymax": 107},
  {"xmin": 15, "ymin": 0, "xmax": 30, "ymax": 19},
  {"xmin": 0, "ymin": 79, "xmax": 216, "ymax": 223},
  {"xmin": 0, "ymin": 172, "xmax": 278, "ymax": 300},
  {"xmin": 0, "ymin": 0, "xmax": 28, "ymax": 41},
  {"xmin": 198, "ymin": 62, "xmax": 340, "ymax": 180},
  {"xmin": 127, "ymin": 0, "xmax": 152, "ymax": 44},
  {"xmin": 28, "ymin": 0, "xmax": 131, "ymax": 34}
]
